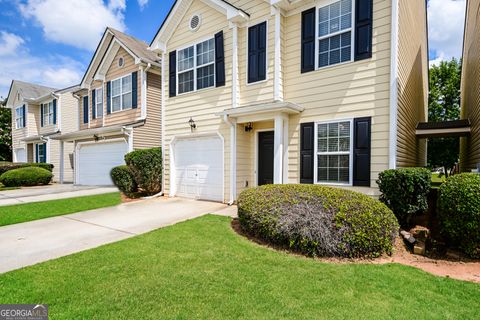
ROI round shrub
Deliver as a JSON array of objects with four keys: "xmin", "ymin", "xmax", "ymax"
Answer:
[
  {"xmin": 237, "ymin": 184, "xmax": 399, "ymax": 258},
  {"xmin": 110, "ymin": 165, "xmax": 138, "ymax": 197},
  {"xmin": 124, "ymin": 147, "xmax": 162, "ymax": 195},
  {"xmin": 437, "ymin": 173, "xmax": 480, "ymax": 258},
  {"xmin": 377, "ymin": 168, "xmax": 431, "ymax": 227},
  {"xmin": 0, "ymin": 162, "xmax": 54, "ymax": 175},
  {"xmin": 0, "ymin": 167, "xmax": 52, "ymax": 187}
]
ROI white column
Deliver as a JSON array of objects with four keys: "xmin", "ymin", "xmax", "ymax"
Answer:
[
  {"xmin": 140, "ymin": 66, "xmax": 147, "ymax": 118},
  {"xmin": 59, "ymin": 140, "xmax": 64, "ymax": 184},
  {"xmin": 274, "ymin": 114, "xmax": 284, "ymax": 184},
  {"xmin": 282, "ymin": 115, "xmax": 289, "ymax": 184}
]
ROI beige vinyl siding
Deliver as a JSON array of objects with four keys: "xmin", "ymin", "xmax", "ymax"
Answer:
[
  {"xmin": 60, "ymin": 92, "xmax": 80, "ymax": 134},
  {"xmin": 134, "ymin": 71, "xmax": 162, "ymax": 149},
  {"xmin": 460, "ymin": 0, "xmax": 480, "ymax": 171},
  {"xmin": 27, "ymin": 104, "xmax": 40, "ymax": 138},
  {"xmin": 283, "ymin": 0, "xmax": 392, "ymax": 190},
  {"xmin": 395, "ymin": 0, "xmax": 428, "ymax": 167},
  {"xmin": 164, "ymin": 0, "xmax": 233, "ymax": 201}
]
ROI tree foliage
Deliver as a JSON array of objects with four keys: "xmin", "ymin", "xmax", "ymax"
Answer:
[
  {"xmin": 427, "ymin": 58, "xmax": 461, "ymax": 174},
  {"xmin": 0, "ymin": 98, "xmax": 12, "ymax": 162}
]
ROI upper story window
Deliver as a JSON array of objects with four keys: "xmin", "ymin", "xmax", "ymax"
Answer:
[
  {"xmin": 318, "ymin": 0, "xmax": 353, "ymax": 68},
  {"xmin": 177, "ymin": 38, "xmax": 215, "ymax": 94},
  {"xmin": 96, "ymin": 88, "xmax": 103, "ymax": 117},
  {"xmin": 42, "ymin": 101, "xmax": 54, "ymax": 127},
  {"xmin": 15, "ymin": 105, "xmax": 25, "ymax": 129},
  {"xmin": 248, "ymin": 21, "xmax": 267, "ymax": 83},
  {"xmin": 315, "ymin": 120, "xmax": 352, "ymax": 185},
  {"xmin": 111, "ymin": 74, "xmax": 132, "ymax": 112}
]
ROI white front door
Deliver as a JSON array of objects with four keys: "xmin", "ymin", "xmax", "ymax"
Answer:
[
  {"xmin": 174, "ymin": 136, "xmax": 223, "ymax": 202},
  {"xmin": 14, "ymin": 148, "xmax": 26, "ymax": 163},
  {"xmin": 77, "ymin": 140, "xmax": 128, "ymax": 185}
]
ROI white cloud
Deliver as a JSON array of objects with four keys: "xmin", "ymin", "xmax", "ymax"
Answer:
[
  {"xmin": 0, "ymin": 31, "xmax": 25, "ymax": 56},
  {"xmin": 137, "ymin": 0, "xmax": 149, "ymax": 10},
  {"xmin": 0, "ymin": 33, "xmax": 83, "ymax": 98},
  {"xmin": 19, "ymin": 0, "xmax": 126, "ymax": 51},
  {"xmin": 428, "ymin": 0, "xmax": 466, "ymax": 64}
]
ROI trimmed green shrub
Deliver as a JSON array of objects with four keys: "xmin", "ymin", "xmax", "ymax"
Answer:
[
  {"xmin": 110, "ymin": 165, "xmax": 138, "ymax": 197},
  {"xmin": 437, "ymin": 173, "xmax": 480, "ymax": 258},
  {"xmin": 124, "ymin": 148, "xmax": 162, "ymax": 195},
  {"xmin": 0, "ymin": 162, "xmax": 54, "ymax": 175},
  {"xmin": 237, "ymin": 184, "xmax": 399, "ymax": 258},
  {"xmin": 0, "ymin": 167, "xmax": 52, "ymax": 187},
  {"xmin": 377, "ymin": 168, "xmax": 431, "ymax": 227}
]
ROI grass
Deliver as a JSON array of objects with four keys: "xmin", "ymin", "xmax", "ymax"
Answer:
[
  {"xmin": 0, "ymin": 215, "xmax": 478, "ymax": 319},
  {"xmin": 0, "ymin": 192, "xmax": 121, "ymax": 226},
  {"xmin": 432, "ymin": 173, "xmax": 446, "ymax": 184}
]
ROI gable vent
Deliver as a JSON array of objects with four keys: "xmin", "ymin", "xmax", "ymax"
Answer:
[{"xmin": 190, "ymin": 14, "xmax": 201, "ymax": 31}]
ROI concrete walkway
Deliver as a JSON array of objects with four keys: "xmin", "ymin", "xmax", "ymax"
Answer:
[
  {"xmin": 0, "ymin": 197, "xmax": 237, "ymax": 273},
  {"xmin": 0, "ymin": 184, "xmax": 118, "ymax": 206}
]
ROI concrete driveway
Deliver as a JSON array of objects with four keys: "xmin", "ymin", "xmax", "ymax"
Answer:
[
  {"xmin": 0, "ymin": 197, "xmax": 237, "ymax": 273},
  {"xmin": 0, "ymin": 184, "xmax": 118, "ymax": 206}
]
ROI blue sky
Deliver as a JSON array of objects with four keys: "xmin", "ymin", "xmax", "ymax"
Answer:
[{"xmin": 0, "ymin": 0, "xmax": 466, "ymax": 98}]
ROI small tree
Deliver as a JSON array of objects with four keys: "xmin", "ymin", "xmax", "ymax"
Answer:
[
  {"xmin": 427, "ymin": 58, "xmax": 461, "ymax": 176},
  {"xmin": 0, "ymin": 98, "xmax": 12, "ymax": 162}
]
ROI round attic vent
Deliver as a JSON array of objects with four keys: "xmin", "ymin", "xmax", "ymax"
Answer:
[
  {"xmin": 190, "ymin": 14, "xmax": 201, "ymax": 31},
  {"xmin": 118, "ymin": 57, "xmax": 124, "ymax": 67}
]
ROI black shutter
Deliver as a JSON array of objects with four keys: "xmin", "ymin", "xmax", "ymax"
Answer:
[
  {"xmin": 353, "ymin": 117, "xmax": 371, "ymax": 186},
  {"xmin": 53, "ymin": 99, "xmax": 57, "ymax": 124},
  {"xmin": 215, "ymin": 31, "xmax": 225, "ymax": 87},
  {"xmin": 22, "ymin": 105, "xmax": 26, "ymax": 127},
  {"xmin": 91, "ymin": 90, "xmax": 96, "ymax": 119},
  {"xmin": 247, "ymin": 22, "xmax": 267, "ymax": 83},
  {"xmin": 169, "ymin": 51, "xmax": 177, "ymax": 97},
  {"xmin": 106, "ymin": 81, "xmax": 111, "ymax": 114},
  {"xmin": 355, "ymin": 0, "xmax": 373, "ymax": 61},
  {"xmin": 35, "ymin": 144, "xmax": 39, "ymax": 163},
  {"xmin": 301, "ymin": 8, "xmax": 316, "ymax": 73},
  {"xmin": 83, "ymin": 96, "xmax": 89, "ymax": 124},
  {"xmin": 40, "ymin": 103, "xmax": 44, "ymax": 127},
  {"xmin": 132, "ymin": 71, "xmax": 138, "ymax": 108},
  {"xmin": 42, "ymin": 143, "xmax": 47, "ymax": 163},
  {"xmin": 300, "ymin": 122, "xmax": 315, "ymax": 184}
]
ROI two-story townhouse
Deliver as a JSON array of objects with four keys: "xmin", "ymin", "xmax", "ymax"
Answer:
[
  {"xmin": 6, "ymin": 80, "xmax": 79, "ymax": 182},
  {"xmin": 460, "ymin": 0, "xmax": 480, "ymax": 171},
  {"xmin": 149, "ymin": 0, "xmax": 428, "ymax": 203},
  {"xmin": 53, "ymin": 28, "xmax": 162, "ymax": 186}
]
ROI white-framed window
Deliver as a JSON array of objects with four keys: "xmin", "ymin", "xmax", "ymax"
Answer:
[
  {"xmin": 36, "ymin": 143, "xmax": 46, "ymax": 163},
  {"xmin": 317, "ymin": 0, "xmax": 353, "ymax": 69},
  {"xmin": 111, "ymin": 74, "xmax": 132, "ymax": 112},
  {"xmin": 42, "ymin": 101, "xmax": 54, "ymax": 126},
  {"xmin": 15, "ymin": 105, "xmax": 25, "ymax": 129},
  {"xmin": 314, "ymin": 119, "xmax": 353, "ymax": 185},
  {"xmin": 177, "ymin": 38, "xmax": 215, "ymax": 94},
  {"xmin": 96, "ymin": 87, "xmax": 103, "ymax": 117}
]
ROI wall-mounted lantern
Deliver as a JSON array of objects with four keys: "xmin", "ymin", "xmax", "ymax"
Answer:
[
  {"xmin": 245, "ymin": 122, "xmax": 253, "ymax": 132},
  {"xmin": 189, "ymin": 117, "xmax": 197, "ymax": 132}
]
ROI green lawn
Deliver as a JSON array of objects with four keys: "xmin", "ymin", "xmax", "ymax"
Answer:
[
  {"xmin": 432, "ymin": 173, "xmax": 446, "ymax": 184},
  {"xmin": 0, "ymin": 215, "xmax": 478, "ymax": 319},
  {"xmin": 0, "ymin": 192, "xmax": 121, "ymax": 226}
]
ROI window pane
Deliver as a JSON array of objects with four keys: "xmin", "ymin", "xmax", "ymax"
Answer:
[
  {"xmin": 319, "ymin": 7, "xmax": 329, "ymax": 23},
  {"xmin": 122, "ymin": 76, "xmax": 132, "ymax": 93},
  {"xmin": 112, "ymin": 79, "xmax": 121, "ymax": 96},
  {"xmin": 340, "ymin": 13, "xmax": 351, "ymax": 29},
  {"xmin": 112, "ymin": 96, "xmax": 121, "ymax": 112},
  {"xmin": 196, "ymin": 38, "xmax": 214, "ymax": 66},
  {"xmin": 319, "ymin": 21, "xmax": 329, "ymax": 37},
  {"xmin": 178, "ymin": 46, "xmax": 194, "ymax": 71},
  {"xmin": 122, "ymin": 92, "xmax": 132, "ymax": 109},
  {"xmin": 178, "ymin": 70, "xmax": 194, "ymax": 94},
  {"xmin": 318, "ymin": 123, "xmax": 328, "ymax": 138},
  {"xmin": 197, "ymin": 64, "xmax": 215, "ymax": 90},
  {"xmin": 329, "ymin": 17, "xmax": 340, "ymax": 33},
  {"xmin": 341, "ymin": 0, "xmax": 352, "ymax": 14},
  {"xmin": 330, "ymin": 35, "xmax": 340, "ymax": 50},
  {"xmin": 96, "ymin": 89, "xmax": 103, "ymax": 104},
  {"xmin": 318, "ymin": 138, "xmax": 327, "ymax": 152},
  {"xmin": 339, "ymin": 121, "xmax": 350, "ymax": 136}
]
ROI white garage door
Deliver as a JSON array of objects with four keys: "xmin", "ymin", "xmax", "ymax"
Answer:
[
  {"xmin": 174, "ymin": 136, "xmax": 223, "ymax": 202},
  {"xmin": 78, "ymin": 140, "xmax": 128, "ymax": 185},
  {"xmin": 14, "ymin": 148, "xmax": 26, "ymax": 163}
]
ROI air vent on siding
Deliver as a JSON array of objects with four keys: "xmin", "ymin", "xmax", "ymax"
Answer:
[
  {"xmin": 190, "ymin": 14, "xmax": 201, "ymax": 31},
  {"xmin": 118, "ymin": 57, "xmax": 124, "ymax": 67}
]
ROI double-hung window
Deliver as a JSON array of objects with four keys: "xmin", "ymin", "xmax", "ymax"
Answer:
[
  {"xmin": 315, "ymin": 120, "xmax": 352, "ymax": 184},
  {"xmin": 111, "ymin": 74, "xmax": 132, "ymax": 112},
  {"xmin": 42, "ymin": 101, "xmax": 54, "ymax": 126},
  {"xmin": 177, "ymin": 38, "xmax": 215, "ymax": 94},
  {"xmin": 96, "ymin": 88, "xmax": 103, "ymax": 117},
  {"xmin": 15, "ymin": 106, "xmax": 25, "ymax": 129},
  {"xmin": 317, "ymin": 0, "xmax": 353, "ymax": 68}
]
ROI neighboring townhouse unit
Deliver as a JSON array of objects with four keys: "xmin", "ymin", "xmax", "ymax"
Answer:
[
  {"xmin": 149, "ymin": 0, "xmax": 428, "ymax": 203},
  {"xmin": 460, "ymin": 0, "xmax": 480, "ymax": 171},
  {"xmin": 53, "ymin": 28, "xmax": 162, "ymax": 186},
  {"xmin": 6, "ymin": 80, "xmax": 79, "ymax": 182}
]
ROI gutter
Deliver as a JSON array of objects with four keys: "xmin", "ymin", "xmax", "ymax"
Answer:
[{"xmin": 222, "ymin": 114, "xmax": 236, "ymax": 205}]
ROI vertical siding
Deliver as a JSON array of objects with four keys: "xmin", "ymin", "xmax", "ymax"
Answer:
[
  {"xmin": 460, "ymin": 0, "xmax": 480, "ymax": 171},
  {"xmin": 395, "ymin": 0, "xmax": 428, "ymax": 167},
  {"xmin": 134, "ymin": 71, "xmax": 162, "ymax": 149}
]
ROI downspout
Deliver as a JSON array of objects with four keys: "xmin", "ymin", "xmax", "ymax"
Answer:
[
  {"xmin": 161, "ymin": 52, "xmax": 166, "ymax": 197},
  {"xmin": 223, "ymin": 114, "xmax": 236, "ymax": 205},
  {"xmin": 388, "ymin": 0, "xmax": 399, "ymax": 169},
  {"xmin": 139, "ymin": 63, "xmax": 152, "ymax": 121}
]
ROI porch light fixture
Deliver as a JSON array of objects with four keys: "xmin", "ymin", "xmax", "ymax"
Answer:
[
  {"xmin": 188, "ymin": 117, "xmax": 197, "ymax": 132},
  {"xmin": 245, "ymin": 122, "xmax": 253, "ymax": 132}
]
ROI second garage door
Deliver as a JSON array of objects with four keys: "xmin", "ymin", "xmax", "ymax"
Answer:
[
  {"xmin": 174, "ymin": 136, "xmax": 223, "ymax": 202},
  {"xmin": 77, "ymin": 140, "xmax": 128, "ymax": 185}
]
